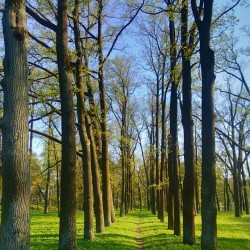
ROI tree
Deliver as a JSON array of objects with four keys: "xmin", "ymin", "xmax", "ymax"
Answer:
[
  {"xmin": 97, "ymin": 0, "xmax": 112, "ymax": 226},
  {"xmin": 216, "ymin": 81, "xmax": 250, "ymax": 217},
  {"xmin": 181, "ymin": 0, "xmax": 196, "ymax": 245},
  {"xmin": 168, "ymin": 0, "xmax": 181, "ymax": 236},
  {"xmin": 139, "ymin": 12, "xmax": 169, "ymax": 220},
  {"xmin": 191, "ymin": 1, "xmax": 217, "ymax": 249},
  {"xmin": 74, "ymin": 0, "xmax": 97, "ymax": 240},
  {"xmin": 106, "ymin": 56, "xmax": 139, "ymax": 217},
  {"xmin": 0, "ymin": 0, "xmax": 30, "ymax": 248},
  {"xmin": 57, "ymin": 0, "xmax": 77, "ymax": 248}
]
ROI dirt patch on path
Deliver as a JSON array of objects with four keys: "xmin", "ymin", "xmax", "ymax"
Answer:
[{"xmin": 136, "ymin": 215, "xmax": 144, "ymax": 250}]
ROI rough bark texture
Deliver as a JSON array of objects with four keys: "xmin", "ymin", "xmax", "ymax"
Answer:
[
  {"xmin": 159, "ymin": 52, "xmax": 167, "ymax": 222},
  {"xmin": 150, "ymin": 109, "xmax": 156, "ymax": 215},
  {"xmin": 169, "ymin": 8, "xmax": 181, "ymax": 236},
  {"xmin": 98, "ymin": 0, "xmax": 112, "ymax": 226},
  {"xmin": 167, "ymin": 135, "xmax": 174, "ymax": 230},
  {"xmin": 181, "ymin": 0, "xmax": 196, "ymax": 244},
  {"xmin": 229, "ymin": 95, "xmax": 241, "ymax": 217},
  {"xmin": 155, "ymin": 77, "xmax": 160, "ymax": 220},
  {"xmin": 73, "ymin": 0, "xmax": 102, "ymax": 238},
  {"xmin": 120, "ymin": 115, "xmax": 127, "ymax": 216},
  {"xmin": 191, "ymin": 1, "xmax": 217, "ymax": 249},
  {"xmin": 44, "ymin": 119, "xmax": 52, "ymax": 215},
  {"xmin": 1, "ymin": 0, "xmax": 30, "ymax": 248},
  {"xmin": 57, "ymin": 0, "xmax": 77, "ymax": 248},
  {"xmin": 88, "ymin": 120, "xmax": 105, "ymax": 232},
  {"xmin": 82, "ymin": 134, "xmax": 95, "ymax": 240}
]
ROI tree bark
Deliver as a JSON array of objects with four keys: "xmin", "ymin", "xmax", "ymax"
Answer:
[
  {"xmin": 1, "ymin": 1, "xmax": 30, "ymax": 248},
  {"xmin": 181, "ymin": 0, "xmax": 195, "ymax": 244},
  {"xmin": 168, "ymin": 5, "xmax": 181, "ymax": 235},
  {"xmin": 191, "ymin": 1, "xmax": 217, "ymax": 249},
  {"xmin": 159, "ymin": 49, "xmax": 168, "ymax": 222},
  {"xmin": 73, "ymin": 0, "xmax": 104, "ymax": 237},
  {"xmin": 97, "ymin": 0, "xmax": 112, "ymax": 226},
  {"xmin": 155, "ymin": 76, "xmax": 161, "ymax": 219},
  {"xmin": 167, "ymin": 135, "xmax": 174, "ymax": 230},
  {"xmin": 44, "ymin": 117, "xmax": 52, "ymax": 215},
  {"xmin": 57, "ymin": 0, "xmax": 77, "ymax": 248},
  {"xmin": 150, "ymin": 105, "xmax": 156, "ymax": 215}
]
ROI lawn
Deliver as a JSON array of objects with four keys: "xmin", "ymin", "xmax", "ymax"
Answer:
[
  {"xmin": 140, "ymin": 211, "xmax": 250, "ymax": 250},
  {"xmin": 30, "ymin": 209, "xmax": 250, "ymax": 249}
]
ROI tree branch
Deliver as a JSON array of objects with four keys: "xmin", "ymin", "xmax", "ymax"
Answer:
[
  {"xmin": 104, "ymin": 0, "xmax": 144, "ymax": 61},
  {"xmin": 213, "ymin": 0, "xmax": 241, "ymax": 24},
  {"xmin": 29, "ymin": 129, "xmax": 82, "ymax": 157},
  {"xmin": 26, "ymin": 5, "xmax": 57, "ymax": 32}
]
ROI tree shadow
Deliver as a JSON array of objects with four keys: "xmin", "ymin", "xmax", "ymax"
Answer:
[{"xmin": 78, "ymin": 233, "xmax": 137, "ymax": 250}]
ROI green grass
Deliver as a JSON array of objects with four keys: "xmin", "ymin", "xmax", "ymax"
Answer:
[
  {"xmin": 31, "ymin": 209, "xmax": 138, "ymax": 249},
  {"xmin": 140, "ymin": 210, "xmax": 250, "ymax": 250},
  {"xmin": 31, "ymin": 209, "xmax": 59, "ymax": 249},
  {"xmin": 30, "ymin": 209, "xmax": 250, "ymax": 249}
]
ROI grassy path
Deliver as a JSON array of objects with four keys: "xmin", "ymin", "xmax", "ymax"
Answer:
[
  {"xmin": 136, "ymin": 212, "xmax": 144, "ymax": 249},
  {"xmin": 30, "ymin": 209, "xmax": 250, "ymax": 249}
]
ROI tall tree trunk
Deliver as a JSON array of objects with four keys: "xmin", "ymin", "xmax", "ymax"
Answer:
[
  {"xmin": 52, "ymin": 139, "xmax": 60, "ymax": 216},
  {"xmin": 138, "ymin": 128, "xmax": 150, "ymax": 210},
  {"xmin": 167, "ymin": 135, "xmax": 174, "ymax": 230},
  {"xmin": 110, "ymin": 191, "xmax": 116, "ymax": 223},
  {"xmin": 195, "ymin": 127, "xmax": 200, "ymax": 214},
  {"xmin": 191, "ymin": 1, "xmax": 217, "ymax": 249},
  {"xmin": 155, "ymin": 76, "xmax": 161, "ymax": 219},
  {"xmin": 150, "ymin": 108, "xmax": 156, "ymax": 215},
  {"xmin": 225, "ymin": 171, "xmax": 230, "ymax": 211},
  {"xmin": 82, "ymin": 139, "xmax": 94, "ymax": 240},
  {"xmin": 97, "ymin": 0, "xmax": 112, "ymax": 226},
  {"xmin": 159, "ymin": 52, "xmax": 167, "ymax": 222},
  {"xmin": 120, "ymin": 155, "xmax": 126, "ymax": 216},
  {"xmin": 44, "ymin": 140, "xmax": 51, "ymax": 214},
  {"xmin": 238, "ymin": 119, "xmax": 248, "ymax": 214},
  {"xmin": 87, "ymin": 116, "xmax": 105, "ymax": 232},
  {"xmin": 1, "ymin": 1, "xmax": 30, "ymax": 248},
  {"xmin": 168, "ymin": 5, "xmax": 181, "ymax": 235},
  {"xmin": 181, "ymin": 0, "xmax": 195, "ymax": 244},
  {"xmin": 48, "ymin": 131, "xmax": 61, "ymax": 216},
  {"xmin": 44, "ymin": 117, "xmax": 52, "ymax": 215},
  {"xmin": 29, "ymin": 99, "xmax": 34, "ymax": 209},
  {"xmin": 57, "ymin": 0, "xmax": 77, "ymax": 248},
  {"xmin": 73, "ymin": 0, "xmax": 103, "ymax": 236},
  {"xmin": 229, "ymin": 93, "xmax": 241, "ymax": 217},
  {"xmin": 74, "ymin": 70, "xmax": 94, "ymax": 240},
  {"xmin": 233, "ymin": 166, "xmax": 241, "ymax": 216},
  {"xmin": 120, "ymin": 111, "xmax": 126, "ymax": 217}
]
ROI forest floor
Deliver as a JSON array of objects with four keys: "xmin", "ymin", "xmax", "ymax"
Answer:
[{"xmin": 30, "ymin": 208, "xmax": 250, "ymax": 249}]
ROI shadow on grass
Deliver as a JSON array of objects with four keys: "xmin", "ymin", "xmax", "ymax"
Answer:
[
  {"xmin": 218, "ymin": 237, "xmax": 250, "ymax": 250},
  {"xmin": 31, "ymin": 234, "xmax": 136, "ymax": 250},
  {"xmin": 31, "ymin": 234, "xmax": 58, "ymax": 250},
  {"xmin": 78, "ymin": 233, "xmax": 136, "ymax": 250},
  {"xmin": 143, "ymin": 232, "xmax": 201, "ymax": 250}
]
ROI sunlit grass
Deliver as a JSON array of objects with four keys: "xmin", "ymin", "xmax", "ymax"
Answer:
[
  {"xmin": 30, "ymin": 209, "xmax": 59, "ymax": 249},
  {"xmin": 77, "ymin": 210, "xmax": 137, "ymax": 250},
  {"xmin": 140, "ymin": 211, "xmax": 200, "ymax": 250},
  {"xmin": 217, "ymin": 211, "xmax": 250, "ymax": 250},
  {"xmin": 30, "ymin": 208, "xmax": 250, "ymax": 249},
  {"xmin": 31, "ymin": 209, "xmax": 138, "ymax": 249},
  {"xmin": 140, "ymin": 210, "xmax": 250, "ymax": 250}
]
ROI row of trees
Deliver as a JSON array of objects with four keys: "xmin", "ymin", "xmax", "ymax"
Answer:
[{"xmin": 0, "ymin": 0, "xmax": 249, "ymax": 249}]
